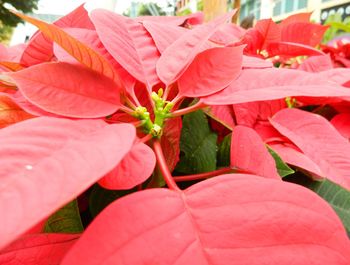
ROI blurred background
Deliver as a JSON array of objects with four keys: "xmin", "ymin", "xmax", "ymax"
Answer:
[{"xmin": 0, "ymin": 0, "xmax": 349, "ymax": 45}]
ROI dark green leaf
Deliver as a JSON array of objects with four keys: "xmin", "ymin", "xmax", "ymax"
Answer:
[
  {"xmin": 217, "ymin": 133, "xmax": 231, "ymax": 167},
  {"xmin": 176, "ymin": 110, "xmax": 218, "ymax": 174},
  {"xmin": 89, "ymin": 184, "xmax": 136, "ymax": 218},
  {"xmin": 267, "ymin": 146, "xmax": 295, "ymax": 178},
  {"xmin": 44, "ymin": 200, "xmax": 83, "ymax": 233},
  {"xmin": 307, "ymin": 179, "xmax": 350, "ymax": 235}
]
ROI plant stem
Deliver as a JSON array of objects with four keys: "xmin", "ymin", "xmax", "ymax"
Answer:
[
  {"xmin": 140, "ymin": 134, "xmax": 153, "ymax": 143},
  {"xmin": 119, "ymin": 106, "xmax": 135, "ymax": 116},
  {"xmin": 153, "ymin": 140, "xmax": 180, "ymax": 191},
  {"xmin": 170, "ymin": 101, "xmax": 207, "ymax": 117},
  {"xmin": 174, "ymin": 167, "xmax": 234, "ymax": 182},
  {"xmin": 163, "ymin": 84, "xmax": 172, "ymax": 101}
]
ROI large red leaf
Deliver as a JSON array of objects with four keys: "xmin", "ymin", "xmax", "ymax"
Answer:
[
  {"xmin": 267, "ymin": 41, "xmax": 325, "ymax": 58},
  {"xmin": 20, "ymin": 4, "xmax": 95, "ymax": 67},
  {"xmin": 280, "ymin": 12, "xmax": 312, "ymax": 26},
  {"xmin": 231, "ymin": 126, "xmax": 280, "ymax": 179},
  {"xmin": 157, "ymin": 11, "xmax": 235, "ymax": 85},
  {"xmin": 233, "ymin": 100, "xmax": 286, "ymax": 127},
  {"xmin": 204, "ymin": 105, "xmax": 235, "ymax": 130},
  {"xmin": 202, "ymin": 68, "xmax": 350, "ymax": 105},
  {"xmin": 0, "ymin": 95, "xmax": 34, "ymax": 128},
  {"xmin": 15, "ymin": 12, "xmax": 117, "ymax": 82},
  {"xmin": 9, "ymin": 62, "xmax": 121, "ymax": 118},
  {"xmin": 161, "ymin": 117, "xmax": 182, "ymax": 171},
  {"xmin": 178, "ymin": 46, "xmax": 243, "ymax": 97},
  {"xmin": 209, "ymin": 23, "xmax": 245, "ymax": 45},
  {"xmin": 0, "ymin": 234, "xmax": 79, "ymax": 265},
  {"xmin": 0, "ymin": 117, "xmax": 135, "ymax": 249},
  {"xmin": 271, "ymin": 108, "xmax": 350, "ymax": 189},
  {"xmin": 281, "ymin": 22, "xmax": 328, "ymax": 47},
  {"xmin": 53, "ymin": 28, "xmax": 136, "ymax": 92},
  {"xmin": 298, "ymin": 55, "xmax": 333, "ymax": 72},
  {"xmin": 98, "ymin": 142, "xmax": 156, "ymax": 190},
  {"xmin": 254, "ymin": 19, "xmax": 281, "ymax": 49},
  {"xmin": 269, "ymin": 143, "xmax": 324, "ymax": 179},
  {"xmin": 62, "ymin": 174, "xmax": 350, "ymax": 264},
  {"xmin": 331, "ymin": 113, "xmax": 350, "ymax": 140},
  {"xmin": 143, "ymin": 21, "xmax": 188, "ymax": 53},
  {"xmin": 91, "ymin": 9, "xmax": 160, "ymax": 89},
  {"xmin": 242, "ymin": 55, "xmax": 273, "ymax": 69},
  {"xmin": 10, "ymin": 91, "xmax": 60, "ymax": 118}
]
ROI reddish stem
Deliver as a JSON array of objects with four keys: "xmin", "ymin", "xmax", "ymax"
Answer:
[
  {"xmin": 174, "ymin": 167, "xmax": 234, "ymax": 182},
  {"xmin": 140, "ymin": 134, "xmax": 153, "ymax": 144},
  {"xmin": 171, "ymin": 101, "xmax": 207, "ymax": 117},
  {"xmin": 153, "ymin": 140, "xmax": 180, "ymax": 191}
]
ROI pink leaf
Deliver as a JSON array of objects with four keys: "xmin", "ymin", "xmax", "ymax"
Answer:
[
  {"xmin": 280, "ymin": 12, "xmax": 312, "ymax": 26},
  {"xmin": 143, "ymin": 21, "xmax": 188, "ymax": 53},
  {"xmin": 53, "ymin": 28, "xmax": 136, "ymax": 92},
  {"xmin": 331, "ymin": 113, "xmax": 350, "ymax": 140},
  {"xmin": 20, "ymin": 4, "xmax": 94, "ymax": 66},
  {"xmin": 231, "ymin": 126, "xmax": 280, "ymax": 179},
  {"xmin": 317, "ymin": 68, "xmax": 350, "ymax": 85},
  {"xmin": 0, "ymin": 117, "xmax": 135, "ymax": 249},
  {"xmin": 269, "ymin": 143, "xmax": 324, "ymax": 179},
  {"xmin": 157, "ymin": 11, "xmax": 236, "ymax": 85},
  {"xmin": 234, "ymin": 100, "xmax": 286, "ymax": 127},
  {"xmin": 267, "ymin": 42, "xmax": 325, "ymax": 58},
  {"xmin": 91, "ymin": 9, "xmax": 160, "ymax": 89},
  {"xmin": 161, "ymin": 117, "xmax": 182, "ymax": 171},
  {"xmin": 254, "ymin": 19, "xmax": 281, "ymax": 49},
  {"xmin": 99, "ymin": 142, "xmax": 156, "ymax": 190},
  {"xmin": 9, "ymin": 62, "xmax": 121, "ymax": 118},
  {"xmin": 242, "ymin": 55, "xmax": 273, "ymax": 69},
  {"xmin": 0, "ymin": 95, "xmax": 34, "ymax": 128},
  {"xmin": 298, "ymin": 55, "xmax": 333, "ymax": 72},
  {"xmin": 62, "ymin": 174, "xmax": 350, "ymax": 264},
  {"xmin": 10, "ymin": 92, "xmax": 60, "ymax": 118},
  {"xmin": 209, "ymin": 23, "xmax": 245, "ymax": 45},
  {"xmin": 178, "ymin": 46, "xmax": 243, "ymax": 97},
  {"xmin": 0, "ymin": 234, "xmax": 79, "ymax": 265},
  {"xmin": 281, "ymin": 22, "xmax": 328, "ymax": 47},
  {"xmin": 205, "ymin": 105, "xmax": 235, "ymax": 130},
  {"xmin": 202, "ymin": 68, "xmax": 350, "ymax": 105},
  {"xmin": 271, "ymin": 108, "xmax": 350, "ymax": 189}
]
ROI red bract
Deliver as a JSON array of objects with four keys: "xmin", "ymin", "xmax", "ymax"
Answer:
[
  {"xmin": 1, "ymin": 6, "xmax": 350, "ymax": 264},
  {"xmin": 62, "ymin": 175, "xmax": 350, "ymax": 264}
]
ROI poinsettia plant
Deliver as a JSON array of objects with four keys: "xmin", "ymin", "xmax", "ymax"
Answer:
[{"xmin": 1, "ymin": 4, "xmax": 350, "ymax": 264}]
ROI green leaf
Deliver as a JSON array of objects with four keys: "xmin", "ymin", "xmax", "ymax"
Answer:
[
  {"xmin": 267, "ymin": 146, "xmax": 295, "ymax": 178},
  {"xmin": 176, "ymin": 110, "xmax": 218, "ymax": 174},
  {"xmin": 217, "ymin": 133, "xmax": 231, "ymax": 167},
  {"xmin": 307, "ymin": 179, "xmax": 350, "ymax": 235},
  {"xmin": 89, "ymin": 184, "xmax": 136, "ymax": 218},
  {"xmin": 44, "ymin": 199, "xmax": 83, "ymax": 233}
]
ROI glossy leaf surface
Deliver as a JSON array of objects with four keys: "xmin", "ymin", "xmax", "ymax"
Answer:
[
  {"xmin": 63, "ymin": 174, "xmax": 350, "ymax": 264},
  {"xmin": 157, "ymin": 11, "xmax": 235, "ymax": 85},
  {"xmin": 0, "ymin": 234, "xmax": 79, "ymax": 265},
  {"xmin": 0, "ymin": 118, "xmax": 135, "ymax": 249},
  {"xmin": 91, "ymin": 9, "xmax": 160, "ymax": 89},
  {"xmin": 203, "ymin": 68, "xmax": 350, "ymax": 105},
  {"xmin": 9, "ymin": 62, "xmax": 121, "ymax": 118},
  {"xmin": 271, "ymin": 108, "xmax": 350, "ymax": 189},
  {"xmin": 178, "ymin": 46, "xmax": 243, "ymax": 97},
  {"xmin": 99, "ymin": 142, "xmax": 156, "ymax": 190},
  {"xmin": 15, "ymin": 12, "xmax": 117, "ymax": 81},
  {"xmin": 231, "ymin": 125, "xmax": 280, "ymax": 179}
]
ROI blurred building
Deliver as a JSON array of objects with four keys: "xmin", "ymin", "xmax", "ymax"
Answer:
[
  {"xmin": 175, "ymin": 0, "xmax": 350, "ymax": 22},
  {"xmin": 239, "ymin": 0, "xmax": 350, "ymax": 22}
]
